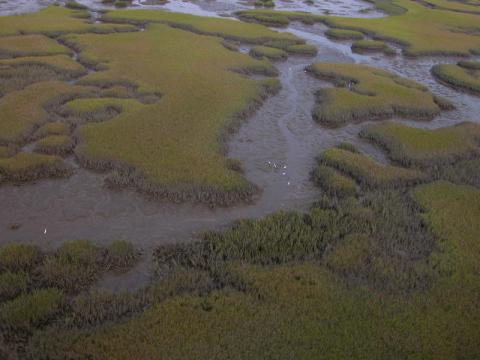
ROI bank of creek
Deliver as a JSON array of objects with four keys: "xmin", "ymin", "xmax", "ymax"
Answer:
[{"xmin": 1, "ymin": 0, "xmax": 479, "ymax": 290}]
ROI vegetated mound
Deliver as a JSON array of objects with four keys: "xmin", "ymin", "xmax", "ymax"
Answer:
[
  {"xmin": 318, "ymin": 147, "xmax": 426, "ymax": 188},
  {"xmin": 0, "ymin": 5, "xmax": 136, "ymax": 37},
  {"xmin": 249, "ymin": 46, "xmax": 288, "ymax": 61},
  {"xmin": 0, "ymin": 81, "xmax": 93, "ymax": 145},
  {"xmin": 306, "ymin": 62, "xmax": 448, "ymax": 128},
  {"xmin": 325, "ymin": 28, "xmax": 364, "ymax": 40},
  {"xmin": 431, "ymin": 61, "xmax": 480, "ymax": 95},
  {"xmin": 0, "ymin": 34, "xmax": 71, "ymax": 58},
  {"xmin": 351, "ymin": 39, "xmax": 395, "ymax": 55},
  {"xmin": 236, "ymin": 0, "xmax": 480, "ymax": 56},
  {"xmin": 102, "ymin": 8, "xmax": 303, "ymax": 47},
  {"xmin": 0, "ymin": 55, "xmax": 86, "ymax": 78},
  {"xmin": 361, "ymin": 121, "xmax": 480, "ymax": 167},
  {"xmin": 0, "ymin": 152, "xmax": 71, "ymax": 183},
  {"xmin": 60, "ymin": 20, "xmax": 288, "ymax": 206}
]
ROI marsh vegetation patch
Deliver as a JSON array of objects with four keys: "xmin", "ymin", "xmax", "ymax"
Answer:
[{"xmin": 306, "ymin": 62, "xmax": 446, "ymax": 128}]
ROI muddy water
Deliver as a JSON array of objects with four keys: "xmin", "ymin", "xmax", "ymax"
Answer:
[{"xmin": 1, "ymin": 0, "xmax": 479, "ymax": 289}]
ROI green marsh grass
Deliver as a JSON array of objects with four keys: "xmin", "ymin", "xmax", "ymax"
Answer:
[
  {"xmin": 0, "ymin": 35, "xmax": 70, "ymax": 59},
  {"xmin": 249, "ymin": 46, "xmax": 287, "ymax": 61},
  {"xmin": 0, "ymin": 152, "xmax": 71, "ymax": 183},
  {"xmin": 285, "ymin": 43, "xmax": 318, "ymax": 56},
  {"xmin": 319, "ymin": 147, "xmax": 425, "ymax": 188},
  {"xmin": 0, "ymin": 244, "xmax": 41, "ymax": 272},
  {"xmin": 33, "ymin": 122, "xmax": 70, "ymax": 139},
  {"xmin": 34, "ymin": 135, "xmax": 74, "ymax": 156},
  {"xmin": 236, "ymin": 0, "xmax": 480, "ymax": 56},
  {"xmin": 431, "ymin": 62, "xmax": 480, "ymax": 95},
  {"xmin": 105, "ymin": 240, "xmax": 141, "ymax": 272},
  {"xmin": 361, "ymin": 121, "xmax": 480, "ymax": 166},
  {"xmin": 0, "ymin": 55, "xmax": 86, "ymax": 77},
  {"xmin": 0, "ymin": 81, "xmax": 92, "ymax": 144},
  {"xmin": 0, "ymin": 288, "xmax": 64, "ymax": 332},
  {"xmin": 0, "ymin": 272, "xmax": 30, "ymax": 302},
  {"xmin": 63, "ymin": 23, "xmax": 285, "ymax": 205},
  {"xmin": 0, "ymin": 6, "xmax": 136, "ymax": 37},
  {"xmin": 325, "ymin": 28, "xmax": 364, "ymax": 40},
  {"xmin": 312, "ymin": 164, "xmax": 357, "ymax": 197},
  {"xmin": 306, "ymin": 62, "xmax": 443, "ymax": 127},
  {"xmin": 351, "ymin": 39, "xmax": 395, "ymax": 54}
]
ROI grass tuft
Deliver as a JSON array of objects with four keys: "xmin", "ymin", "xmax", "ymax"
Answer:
[{"xmin": 0, "ymin": 244, "xmax": 41, "ymax": 272}]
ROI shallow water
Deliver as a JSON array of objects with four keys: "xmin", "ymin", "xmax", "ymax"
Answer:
[{"xmin": 1, "ymin": 0, "xmax": 479, "ymax": 290}]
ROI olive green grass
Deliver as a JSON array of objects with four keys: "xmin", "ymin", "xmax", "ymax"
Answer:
[
  {"xmin": 0, "ymin": 35, "xmax": 70, "ymax": 58},
  {"xmin": 61, "ymin": 23, "xmax": 286, "ymax": 205},
  {"xmin": 318, "ymin": 147, "xmax": 425, "ymax": 188},
  {"xmin": 0, "ymin": 6, "xmax": 136, "ymax": 37},
  {"xmin": 351, "ymin": 39, "xmax": 396, "ymax": 55},
  {"xmin": 0, "ymin": 63, "xmax": 79, "ymax": 97},
  {"xmin": 431, "ymin": 62, "xmax": 480, "ymax": 95},
  {"xmin": 285, "ymin": 43, "xmax": 318, "ymax": 56},
  {"xmin": 236, "ymin": 0, "xmax": 480, "ymax": 56},
  {"xmin": 101, "ymin": 9, "xmax": 304, "ymax": 47},
  {"xmin": 312, "ymin": 164, "xmax": 358, "ymax": 197},
  {"xmin": 0, "ymin": 244, "xmax": 41, "ymax": 272},
  {"xmin": 325, "ymin": 28, "xmax": 364, "ymax": 40},
  {"xmin": 249, "ymin": 46, "xmax": 288, "ymax": 61},
  {"xmin": 0, "ymin": 55, "xmax": 86, "ymax": 77},
  {"xmin": 34, "ymin": 135, "xmax": 75, "ymax": 156},
  {"xmin": 0, "ymin": 81, "xmax": 93, "ymax": 145},
  {"xmin": 0, "ymin": 271, "xmax": 30, "ymax": 302},
  {"xmin": 104, "ymin": 240, "xmax": 141, "ymax": 272},
  {"xmin": 33, "ymin": 122, "xmax": 71, "ymax": 139},
  {"xmin": 361, "ymin": 121, "xmax": 480, "ymax": 166},
  {"xmin": 306, "ymin": 62, "xmax": 444, "ymax": 128},
  {"xmin": 0, "ymin": 152, "xmax": 71, "ymax": 183},
  {"xmin": 0, "ymin": 288, "xmax": 64, "ymax": 332}
]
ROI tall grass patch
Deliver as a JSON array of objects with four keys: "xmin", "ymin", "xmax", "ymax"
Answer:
[{"xmin": 306, "ymin": 62, "xmax": 443, "ymax": 128}]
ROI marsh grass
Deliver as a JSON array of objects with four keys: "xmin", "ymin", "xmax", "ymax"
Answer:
[
  {"xmin": 0, "ymin": 272, "xmax": 29, "ymax": 302},
  {"xmin": 249, "ymin": 46, "xmax": 287, "ymax": 61},
  {"xmin": 0, "ymin": 152, "xmax": 71, "ymax": 183},
  {"xmin": 34, "ymin": 135, "xmax": 74, "ymax": 156},
  {"xmin": 104, "ymin": 240, "xmax": 141, "ymax": 272},
  {"xmin": 0, "ymin": 81, "xmax": 93, "ymax": 145},
  {"xmin": 431, "ymin": 62, "xmax": 480, "ymax": 95},
  {"xmin": 318, "ymin": 147, "xmax": 425, "ymax": 188},
  {"xmin": 0, "ymin": 6, "xmax": 136, "ymax": 37},
  {"xmin": 33, "ymin": 122, "xmax": 70, "ymax": 139},
  {"xmin": 0, "ymin": 35, "xmax": 70, "ymax": 59},
  {"xmin": 236, "ymin": 0, "xmax": 480, "ymax": 56},
  {"xmin": 60, "ymin": 23, "xmax": 286, "ymax": 205},
  {"xmin": 361, "ymin": 121, "xmax": 480, "ymax": 167},
  {"xmin": 0, "ymin": 288, "xmax": 64, "ymax": 332},
  {"xmin": 312, "ymin": 164, "xmax": 357, "ymax": 197},
  {"xmin": 351, "ymin": 39, "xmax": 395, "ymax": 55},
  {"xmin": 306, "ymin": 62, "xmax": 443, "ymax": 127},
  {"xmin": 285, "ymin": 44, "xmax": 318, "ymax": 56},
  {"xmin": 0, "ymin": 244, "xmax": 41, "ymax": 273},
  {"xmin": 325, "ymin": 28, "xmax": 364, "ymax": 40}
]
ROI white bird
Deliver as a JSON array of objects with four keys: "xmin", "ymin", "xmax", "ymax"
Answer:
[{"xmin": 44, "ymin": 228, "xmax": 47, "ymax": 235}]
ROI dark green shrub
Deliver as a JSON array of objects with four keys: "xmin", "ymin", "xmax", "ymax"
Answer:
[
  {"xmin": 0, "ymin": 271, "xmax": 29, "ymax": 302},
  {"xmin": 0, "ymin": 243, "xmax": 41, "ymax": 272},
  {"xmin": 0, "ymin": 288, "xmax": 64, "ymax": 331}
]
